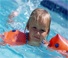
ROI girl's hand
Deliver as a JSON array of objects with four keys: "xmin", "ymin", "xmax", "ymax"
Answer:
[
  {"xmin": 57, "ymin": 50, "xmax": 68, "ymax": 58},
  {"xmin": 8, "ymin": 11, "xmax": 18, "ymax": 18},
  {"xmin": 8, "ymin": 11, "xmax": 18, "ymax": 23}
]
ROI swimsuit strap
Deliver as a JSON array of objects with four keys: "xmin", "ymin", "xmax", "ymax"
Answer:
[{"xmin": 25, "ymin": 32, "xmax": 29, "ymax": 42}]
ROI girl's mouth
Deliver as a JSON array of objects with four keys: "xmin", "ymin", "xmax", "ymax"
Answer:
[{"xmin": 34, "ymin": 36, "xmax": 40, "ymax": 40}]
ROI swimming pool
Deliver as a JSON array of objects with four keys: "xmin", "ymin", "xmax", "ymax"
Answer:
[{"xmin": 0, "ymin": 0, "xmax": 68, "ymax": 58}]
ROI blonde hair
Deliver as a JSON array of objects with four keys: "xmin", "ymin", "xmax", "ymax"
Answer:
[{"xmin": 26, "ymin": 8, "xmax": 51, "ymax": 34}]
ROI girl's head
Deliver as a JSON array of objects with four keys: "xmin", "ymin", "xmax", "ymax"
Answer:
[{"xmin": 26, "ymin": 8, "xmax": 51, "ymax": 46}]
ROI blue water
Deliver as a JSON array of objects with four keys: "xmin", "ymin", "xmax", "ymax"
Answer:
[{"xmin": 0, "ymin": 0, "xmax": 68, "ymax": 58}]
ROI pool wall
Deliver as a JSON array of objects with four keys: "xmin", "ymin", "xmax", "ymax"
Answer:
[{"xmin": 41, "ymin": 0, "xmax": 68, "ymax": 19}]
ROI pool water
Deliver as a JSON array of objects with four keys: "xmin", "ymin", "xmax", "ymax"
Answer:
[{"xmin": 0, "ymin": 0, "xmax": 68, "ymax": 58}]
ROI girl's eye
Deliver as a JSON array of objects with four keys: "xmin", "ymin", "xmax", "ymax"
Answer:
[
  {"xmin": 33, "ymin": 27, "xmax": 36, "ymax": 29},
  {"xmin": 32, "ymin": 27, "xmax": 37, "ymax": 31},
  {"xmin": 40, "ymin": 29, "xmax": 45, "ymax": 33}
]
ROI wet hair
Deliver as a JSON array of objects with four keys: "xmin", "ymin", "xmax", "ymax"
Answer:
[{"xmin": 26, "ymin": 8, "xmax": 51, "ymax": 34}]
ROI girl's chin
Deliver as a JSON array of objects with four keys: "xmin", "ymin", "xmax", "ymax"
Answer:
[
  {"xmin": 28, "ymin": 41, "xmax": 41, "ymax": 46},
  {"xmin": 33, "ymin": 37, "xmax": 40, "ymax": 41}
]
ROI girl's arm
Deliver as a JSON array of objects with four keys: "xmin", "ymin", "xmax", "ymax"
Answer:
[
  {"xmin": 43, "ymin": 40, "xmax": 49, "ymax": 45},
  {"xmin": 0, "ymin": 34, "xmax": 4, "ymax": 39},
  {"xmin": 0, "ymin": 34, "xmax": 6, "ymax": 45}
]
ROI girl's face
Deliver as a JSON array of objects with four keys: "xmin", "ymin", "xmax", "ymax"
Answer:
[{"xmin": 28, "ymin": 18, "xmax": 50, "ymax": 46}]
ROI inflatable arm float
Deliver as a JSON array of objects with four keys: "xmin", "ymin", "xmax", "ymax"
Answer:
[
  {"xmin": 3, "ymin": 30, "xmax": 26, "ymax": 45},
  {"xmin": 48, "ymin": 34, "xmax": 68, "ymax": 51}
]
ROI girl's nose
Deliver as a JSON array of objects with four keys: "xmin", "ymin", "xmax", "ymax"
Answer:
[{"xmin": 36, "ymin": 31, "xmax": 40, "ymax": 36}]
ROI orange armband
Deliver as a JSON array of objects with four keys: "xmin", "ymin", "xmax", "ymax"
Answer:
[
  {"xmin": 48, "ymin": 34, "xmax": 68, "ymax": 51},
  {"xmin": 4, "ymin": 30, "xmax": 26, "ymax": 45}
]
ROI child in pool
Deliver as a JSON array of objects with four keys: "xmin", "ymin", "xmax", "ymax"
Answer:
[
  {"xmin": 25, "ymin": 8, "xmax": 51, "ymax": 46},
  {"xmin": 24, "ymin": 8, "xmax": 68, "ymax": 57},
  {"xmin": 0, "ymin": 8, "xmax": 51, "ymax": 46},
  {"xmin": 0, "ymin": 8, "xmax": 68, "ymax": 57}
]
